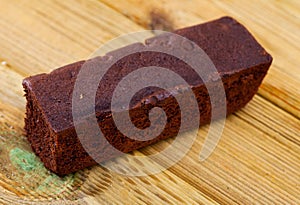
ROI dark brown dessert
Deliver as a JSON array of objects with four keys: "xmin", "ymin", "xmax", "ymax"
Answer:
[{"xmin": 23, "ymin": 16, "xmax": 272, "ymax": 175}]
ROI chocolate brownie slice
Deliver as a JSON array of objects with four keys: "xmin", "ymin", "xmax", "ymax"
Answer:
[{"xmin": 23, "ymin": 16, "xmax": 272, "ymax": 175}]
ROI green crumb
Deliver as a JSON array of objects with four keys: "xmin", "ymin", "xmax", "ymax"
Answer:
[{"xmin": 9, "ymin": 147, "xmax": 43, "ymax": 171}]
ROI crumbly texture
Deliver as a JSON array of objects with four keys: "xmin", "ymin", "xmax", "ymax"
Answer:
[{"xmin": 23, "ymin": 16, "xmax": 272, "ymax": 175}]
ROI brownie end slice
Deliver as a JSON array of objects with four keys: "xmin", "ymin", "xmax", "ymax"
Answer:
[{"xmin": 23, "ymin": 78, "xmax": 59, "ymax": 173}]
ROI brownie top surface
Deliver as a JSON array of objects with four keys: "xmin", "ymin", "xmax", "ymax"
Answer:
[{"xmin": 23, "ymin": 16, "xmax": 272, "ymax": 132}]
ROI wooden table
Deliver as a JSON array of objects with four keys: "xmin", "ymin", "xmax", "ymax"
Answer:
[{"xmin": 0, "ymin": 0, "xmax": 299, "ymax": 204}]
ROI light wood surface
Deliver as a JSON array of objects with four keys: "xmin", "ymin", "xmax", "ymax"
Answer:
[{"xmin": 0, "ymin": 0, "xmax": 299, "ymax": 204}]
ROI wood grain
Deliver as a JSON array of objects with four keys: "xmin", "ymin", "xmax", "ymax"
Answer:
[{"xmin": 0, "ymin": 0, "xmax": 299, "ymax": 204}]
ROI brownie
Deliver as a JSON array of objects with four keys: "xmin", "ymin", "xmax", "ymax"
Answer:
[{"xmin": 23, "ymin": 16, "xmax": 272, "ymax": 175}]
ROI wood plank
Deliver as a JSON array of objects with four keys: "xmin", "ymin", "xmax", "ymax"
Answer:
[{"xmin": 0, "ymin": 0, "xmax": 299, "ymax": 204}]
